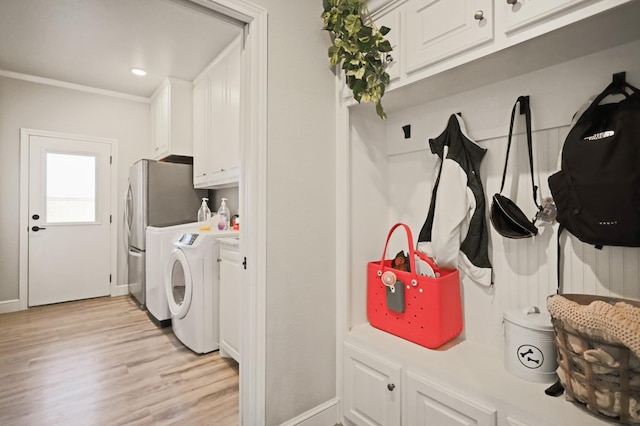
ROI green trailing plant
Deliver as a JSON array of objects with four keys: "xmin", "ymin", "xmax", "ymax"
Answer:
[{"xmin": 322, "ymin": 0, "xmax": 393, "ymax": 119}]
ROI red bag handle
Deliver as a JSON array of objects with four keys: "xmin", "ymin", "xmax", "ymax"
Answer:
[{"xmin": 379, "ymin": 223, "xmax": 437, "ymax": 276}]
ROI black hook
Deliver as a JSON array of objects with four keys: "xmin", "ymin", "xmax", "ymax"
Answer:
[
  {"xmin": 612, "ymin": 71, "xmax": 626, "ymax": 88},
  {"xmin": 402, "ymin": 125, "xmax": 411, "ymax": 139},
  {"xmin": 519, "ymin": 95, "xmax": 530, "ymax": 115}
]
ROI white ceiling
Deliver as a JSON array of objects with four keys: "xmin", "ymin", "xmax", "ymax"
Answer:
[{"xmin": 0, "ymin": 0, "xmax": 244, "ymax": 98}]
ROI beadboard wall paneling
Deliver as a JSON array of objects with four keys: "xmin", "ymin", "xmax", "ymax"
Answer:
[
  {"xmin": 386, "ymin": 125, "xmax": 640, "ymax": 348},
  {"xmin": 350, "ymin": 39, "xmax": 640, "ymax": 350}
]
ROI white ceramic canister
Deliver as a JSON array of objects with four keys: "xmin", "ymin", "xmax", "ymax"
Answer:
[{"xmin": 503, "ymin": 306, "xmax": 558, "ymax": 383}]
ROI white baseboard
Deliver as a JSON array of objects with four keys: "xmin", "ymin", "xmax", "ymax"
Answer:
[
  {"xmin": 111, "ymin": 284, "xmax": 129, "ymax": 297},
  {"xmin": 0, "ymin": 299, "xmax": 21, "ymax": 314},
  {"xmin": 279, "ymin": 398, "xmax": 339, "ymax": 426}
]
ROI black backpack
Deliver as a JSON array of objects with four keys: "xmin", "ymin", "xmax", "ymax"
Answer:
[{"xmin": 548, "ymin": 75, "xmax": 640, "ymax": 248}]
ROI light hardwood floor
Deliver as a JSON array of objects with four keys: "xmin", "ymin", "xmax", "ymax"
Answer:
[{"xmin": 0, "ymin": 296, "xmax": 238, "ymax": 426}]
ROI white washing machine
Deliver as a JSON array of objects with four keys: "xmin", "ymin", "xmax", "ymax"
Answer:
[
  {"xmin": 165, "ymin": 229, "xmax": 237, "ymax": 354},
  {"xmin": 146, "ymin": 222, "xmax": 199, "ymax": 326}
]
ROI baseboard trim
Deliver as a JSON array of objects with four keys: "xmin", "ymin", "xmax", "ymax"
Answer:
[
  {"xmin": 111, "ymin": 284, "xmax": 129, "ymax": 297},
  {"xmin": 279, "ymin": 398, "xmax": 339, "ymax": 426},
  {"xmin": 0, "ymin": 299, "xmax": 21, "ymax": 314}
]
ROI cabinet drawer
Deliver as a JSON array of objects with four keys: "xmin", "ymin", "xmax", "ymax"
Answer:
[
  {"xmin": 404, "ymin": 370, "xmax": 497, "ymax": 426},
  {"xmin": 404, "ymin": 0, "xmax": 494, "ymax": 74},
  {"xmin": 503, "ymin": 0, "xmax": 592, "ymax": 35}
]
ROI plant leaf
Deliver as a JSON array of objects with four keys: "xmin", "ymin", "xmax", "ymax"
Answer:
[
  {"xmin": 375, "ymin": 101, "xmax": 387, "ymax": 119},
  {"xmin": 378, "ymin": 40, "xmax": 392, "ymax": 52}
]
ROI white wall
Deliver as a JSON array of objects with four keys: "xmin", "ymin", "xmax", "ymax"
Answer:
[
  {"xmin": 0, "ymin": 76, "xmax": 149, "ymax": 302},
  {"xmin": 246, "ymin": 1, "xmax": 337, "ymax": 425}
]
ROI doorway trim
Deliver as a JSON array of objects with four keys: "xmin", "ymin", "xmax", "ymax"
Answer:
[
  {"xmin": 188, "ymin": 1, "xmax": 268, "ymax": 424},
  {"xmin": 19, "ymin": 128, "xmax": 118, "ymax": 310}
]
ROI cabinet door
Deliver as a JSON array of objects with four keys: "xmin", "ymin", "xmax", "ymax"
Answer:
[
  {"xmin": 343, "ymin": 342, "xmax": 401, "ymax": 426},
  {"xmin": 193, "ymin": 78, "xmax": 210, "ymax": 186},
  {"xmin": 374, "ymin": 5, "xmax": 402, "ymax": 83},
  {"xmin": 151, "ymin": 83, "xmax": 170, "ymax": 159},
  {"xmin": 404, "ymin": 0, "xmax": 494, "ymax": 74},
  {"xmin": 503, "ymin": 0, "xmax": 592, "ymax": 35},
  {"xmin": 219, "ymin": 245, "xmax": 241, "ymax": 362},
  {"xmin": 219, "ymin": 45, "xmax": 240, "ymax": 173},
  {"xmin": 404, "ymin": 371, "xmax": 497, "ymax": 426},
  {"xmin": 209, "ymin": 65, "xmax": 225, "ymax": 174},
  {"xmin": 209, "ymin": 45, "xmax": 240, "ymax": 180}
]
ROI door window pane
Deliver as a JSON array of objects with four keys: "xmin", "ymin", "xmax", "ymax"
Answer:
[
  {"xmin": 46, "ymin": 153, "xmax": 96, "ymax": 223},
  {"xmin": 171, "ymin": 261, "xmax": 186, "ymax": 306}
]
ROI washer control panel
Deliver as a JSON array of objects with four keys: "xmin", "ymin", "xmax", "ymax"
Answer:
[{"xmin": 177, "ymin": 233, "xmax": 199, "ymax": 246}]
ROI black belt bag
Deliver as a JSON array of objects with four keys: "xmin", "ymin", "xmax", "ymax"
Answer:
[{"xmin": 490, "ymin": 96, "xmax": 541, "ymax": 239}]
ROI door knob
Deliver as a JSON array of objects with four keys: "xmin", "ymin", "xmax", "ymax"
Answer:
[
  {"xmin": 474, "ymin": 10, "xmax": 484, "ymax": 20},
  {"xmin": 31, "ymin": 226, "xmax": 47, "ymax": 232},
  {"xmin": 507, "ymin": 0, "xmax": 518, "ymax": 4}
]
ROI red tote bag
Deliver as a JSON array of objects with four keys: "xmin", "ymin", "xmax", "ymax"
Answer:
[{"xmin": 367, "ymin": 223, "xmax": 463, "ymax": 349}]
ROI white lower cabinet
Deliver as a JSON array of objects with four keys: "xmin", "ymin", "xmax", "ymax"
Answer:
[
  {"xmin": 404, "ymin": 371, "xmax": 497, "ymax": 426},
  {"xmin": 343, "ymin": 342, "xmax": 401, "ymax": 426},
  {"xmin": 343, "ymin": 342, "xmax": 497, "ymax": 426},
  {"xmin": 218, "ymin": 241, "xmax": 241, "ymax": 363}
]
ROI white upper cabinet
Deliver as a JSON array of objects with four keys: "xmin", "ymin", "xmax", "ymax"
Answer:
[
  {"xmin": 150, "ymin": 77, "xmax": 193, "ymax": 161},
  {"xmin": 192, "ymin": 77, "xmax": 209, "ymax": 182},
  {"xmin": 404, "ymin": 0, "xmax": 494, "ymax": 74},
  {"xmin": 193, "ymin": 37, "xmax": 241, "ymax": 189},
  {"xmin": 502, "ymin": 0, "xmax": 592, "ymax": 35},
  {"xmin": 357, "ymin": 0, "xmax": 635, "ymax": 93}
]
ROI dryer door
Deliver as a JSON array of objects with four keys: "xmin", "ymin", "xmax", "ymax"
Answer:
[{"xmin": 165, "ymin": 248, "xmax": 192, "ymax": 319}]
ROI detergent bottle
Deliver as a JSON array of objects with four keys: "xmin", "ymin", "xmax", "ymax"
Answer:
[
  {"xmin": 198, "ymin": 198, "xmax": 211, "ymax": 230},
  {"xmin": 217, "ymin": 198, "xmax": 230, "ymax": 230}
]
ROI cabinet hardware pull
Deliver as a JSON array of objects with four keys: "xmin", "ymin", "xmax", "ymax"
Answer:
[
  {"xmin": 506, "ymin": 0, "xmax": 518, "ymax": 4},
  {"xmin": 387, "ymin": 383, "xmax": 395, "ymax": 391},
  {"xmin": 474, "ymin": 10, "xmax": 484, "ymax": 20}
]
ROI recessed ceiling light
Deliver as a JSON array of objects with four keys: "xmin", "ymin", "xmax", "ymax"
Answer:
[{"xmin": 130, "ymin": 68, "xmax": 147, "ymax": 76}]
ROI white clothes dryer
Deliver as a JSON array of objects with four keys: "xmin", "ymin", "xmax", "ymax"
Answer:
[
  {"xmin": 146, "ymin": 222, "xmax": 199, "ymax": 326},
  {"xmin": 165, "ymin": 230, "xmax": 237, "ymax": 354}
]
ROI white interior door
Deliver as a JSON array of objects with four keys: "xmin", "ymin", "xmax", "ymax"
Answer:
[{"xmin": 27, "ymin": 133, "xmax": 112, "ymax": 306}]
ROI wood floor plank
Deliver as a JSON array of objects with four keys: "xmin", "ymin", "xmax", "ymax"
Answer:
[{"xmin": 0, "ymin": 296, "xmax": 239, "ymax": 425}]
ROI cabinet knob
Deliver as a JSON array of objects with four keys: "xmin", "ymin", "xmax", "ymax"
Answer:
[
  {"xmin": 387, "ymin": 383, "xmax": 395, "ymax": 391},
  {"xmin": 506, "ymin": 0, "xmax": 518, "ymax": 4},
  {"xmin": 474, "ymin": 10, "xmax": 484, "ymax": 20}
]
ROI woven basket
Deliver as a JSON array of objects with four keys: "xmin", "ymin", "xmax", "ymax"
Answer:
[{"xmin": 550, "ymin": 294, "xmax": 640, "ymax": 425}]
